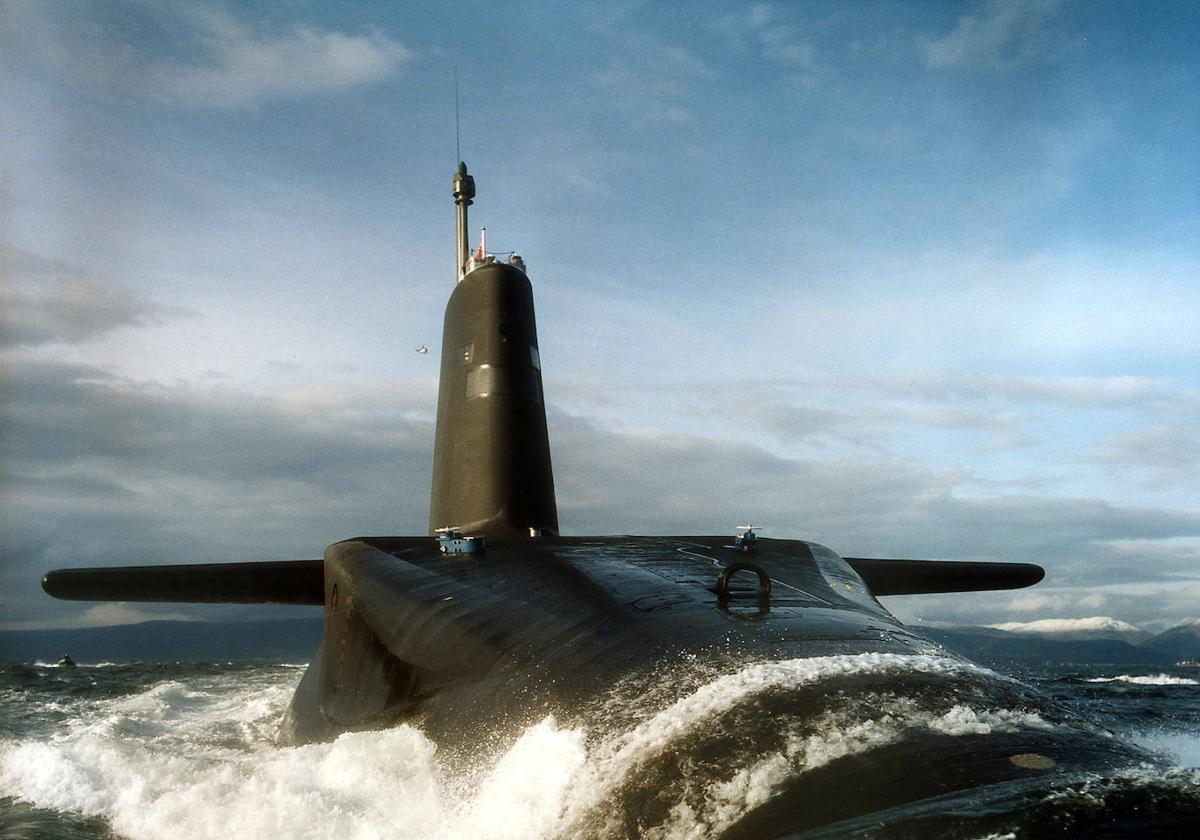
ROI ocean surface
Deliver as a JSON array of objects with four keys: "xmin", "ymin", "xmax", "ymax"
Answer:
[{"xmin": 1, "ymin": 657, "xmax": 1198, "ymax": 839}]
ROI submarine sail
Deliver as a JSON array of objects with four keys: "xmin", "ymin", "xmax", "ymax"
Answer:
[{"xmin": 428, "ymin": 235, "xmax": 558, "ymax": 535}]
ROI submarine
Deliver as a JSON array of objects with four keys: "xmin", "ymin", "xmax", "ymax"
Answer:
[{"xmin": 43, "ymin": 164, "xmax": 1160, "ymax": 837}]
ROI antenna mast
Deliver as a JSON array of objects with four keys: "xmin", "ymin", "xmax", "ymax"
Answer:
[
  {"xmin": 453, "ymin": 162, "xmax": 475, "ymax": 283},
  {"xmin": 451, "ymin": 68, "xmax": 475, "ymax": 282}
]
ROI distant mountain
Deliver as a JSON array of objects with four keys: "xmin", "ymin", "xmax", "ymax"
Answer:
[
  {"xmin": 987, "ymin": 616, "xmax": 1152, "ymax": 644},
  {"xmin": 922, "ymin": 618, "xmax": 1200, "ymax": 667},
  {"xmin": 1142, "ymin": 621, "xmax": 1200, "ymax": 661},
  {"xmin": 5, "ymin": 615, "xmax": 1199, "ymax": 669},
  {"xmin": 923, "ymin": 626, "xmax": 1163, "ymax": 667},
  {"xmin": 0, "ymin": 618, "xmax": 322, "ymax": 663}
]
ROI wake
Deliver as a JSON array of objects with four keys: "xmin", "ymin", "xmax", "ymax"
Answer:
[{"xmin": 0, "ymin": 654, "xmax": 1118, "ymax": 840}]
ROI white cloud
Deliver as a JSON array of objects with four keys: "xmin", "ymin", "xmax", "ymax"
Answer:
[
  {"xmin": 1, "ymin": 3, "xmax": 410, "ymax": 108},
  {"xmin": 143, "ymin": 7, "xmax": 411, "ymax": 107},
  {"xmin": 923, "ymin": 0, "xmax": 1075, "ymax": 71},
  {"xmin": 1004, "ymin": 591, "xmax": 1100, "ymax": 614}
]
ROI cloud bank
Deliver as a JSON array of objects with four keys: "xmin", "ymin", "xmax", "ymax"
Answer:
[{"xmin": 3, "ymin": 249, "xmax": 1198, "ymax": 630}]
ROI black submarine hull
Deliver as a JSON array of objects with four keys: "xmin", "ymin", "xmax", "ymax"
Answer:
[
  {"xmin": 278, "ymin": 535, "xmax": 1148, "ymax": 836},
  {"xmin": 39, "ymin": 164, "xmax": 1169, "ymax": 837}
]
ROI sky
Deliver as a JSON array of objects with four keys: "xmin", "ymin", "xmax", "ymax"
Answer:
[{"xmin": 1, "ymin": 0, "xmax": 1197, "ymax": 633}]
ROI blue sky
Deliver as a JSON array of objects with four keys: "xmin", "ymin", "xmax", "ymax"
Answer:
[{"xmin": 1, "ymin": 0, "xmax": 1197, "ymax": 632}]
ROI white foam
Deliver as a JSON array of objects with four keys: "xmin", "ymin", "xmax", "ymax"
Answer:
[
  {"xmin": 1086, "ymin": 674, "xmax": 1199, "ymax": 686},
  {"xmin": 0, "ymin": 653, "xmax": 1037, "ymax": 840},
  {"xmin": 648, "ymin": 702, "xmax": 1054, "ymax": 838},
  {"xmin": 925, "ymin": 705, "xmax": 1053, "ymax": 737},
  {"xmin": 581, "ymin": 653, "xmax": 993, "ymax": 784},
  {"xmin": 2, "ymin": 719, "xmax": 591, "ymax": 840},
  {"xmin": 557, "ymin": 653, "xmax": 1012, "ymax": 836},
  {"xmin": 0, "ymin": 670, "xmax": 588, "ymax": 840},
  {"xmin": 458, "ymin": 718, "xmax": 588, "ymax": 839},
  {"xmin": 1132, "ymin": 731, "xmax": 1200, "ymax": 768}
]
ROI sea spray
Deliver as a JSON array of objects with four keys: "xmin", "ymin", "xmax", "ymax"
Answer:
[
  {"xmin": 0, "ymin": 667, "xmax": 590, "ymax": 840},
  {"xmin": 1, "ymin": 656, "xmax": 1194, "ymax": 839}
]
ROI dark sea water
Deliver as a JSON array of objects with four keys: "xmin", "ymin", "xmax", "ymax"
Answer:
[{"xmin": 1, "ymin": 658, "xmax": 1197, "ymax": 839}]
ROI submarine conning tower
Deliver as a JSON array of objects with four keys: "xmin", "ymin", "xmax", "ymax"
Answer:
[{"xmin": 428, "ymin": 162, "xmax": 559, "ymax": 539}]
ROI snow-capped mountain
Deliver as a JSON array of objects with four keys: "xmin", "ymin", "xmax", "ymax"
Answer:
[{"xmin": 986, "ymin": 616, "xmax": 1152, "ymax": 644}]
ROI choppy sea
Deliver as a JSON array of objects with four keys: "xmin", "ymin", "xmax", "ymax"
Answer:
[{"xmin": 1, "ymin": 658, "xmax": 1198, "ymax": 839}]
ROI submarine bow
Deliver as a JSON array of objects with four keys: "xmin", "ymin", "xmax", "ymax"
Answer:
[{"xmin": 41, "ymin": 162, "xmax": 1165, "ymax": 839}]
